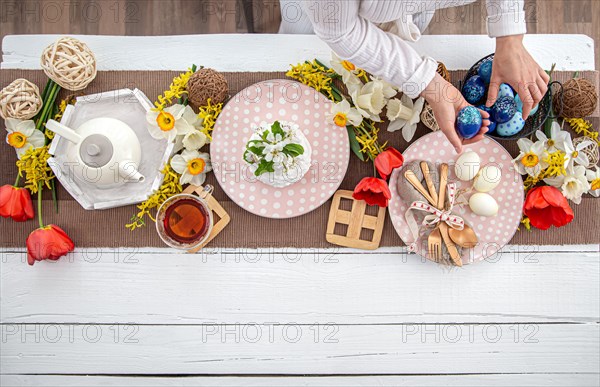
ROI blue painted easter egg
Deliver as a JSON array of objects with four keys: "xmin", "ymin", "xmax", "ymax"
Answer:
[
  {"xmin": 496, "ymin": 111, "xmax": 526, "ymax": 136},
  {"xmin": 497, "ymin": 83, "xmax": 515, "ymax": 99},
  {"xmin": 478, "ymin": 105, "xmax": 497, "ymax": 134},
  {"xmin": 456, "ymin": 106, "xmax": 483, "ymax": 139},
  {"xmin": 478, "ymin": 60, "xmax": 493, "ymax": 84},
  {"xmin": 492, "ymin": 96, "xmax": 517, "ymax": 124},
  {"xmin": 514, "ymin": 94, "xmax": 539, "ymax": 116},
  {"xmin": 462, "ymin": 75, "xmax": 486, "ymax": 104}
]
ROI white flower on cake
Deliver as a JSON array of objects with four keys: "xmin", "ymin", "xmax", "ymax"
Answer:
[
  {"xmin": 170, "ymin": 149, "xmax": 212, "ymax": 186},
  {"xmin": 146, "ymin": 104, "xmax": 195, "ymax": 142},
  {"xmin": 5, "ymin": 118, "xmax": 45, "ymax": 159},
  {"xmin": 243, "ymin": 121, "xmax": 312, "ymax": 188}
]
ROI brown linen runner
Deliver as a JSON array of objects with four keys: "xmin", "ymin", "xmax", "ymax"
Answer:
[{"xmin": 1, "ymin": 69, "xmax": 598, "ymax": 248}]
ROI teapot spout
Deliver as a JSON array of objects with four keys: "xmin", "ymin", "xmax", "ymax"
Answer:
[
  {"xmin": 119, "ymin": 163, "xmax": 145, "ymax": 183},
  {"xmin": 45, "ymin": 120, "xmax": 82, "ymax": 144}
]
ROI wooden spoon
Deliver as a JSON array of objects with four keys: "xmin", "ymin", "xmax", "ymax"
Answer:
[{"xmin": 449, "ymin": 225, "xmax": 478, "ymax": 248}]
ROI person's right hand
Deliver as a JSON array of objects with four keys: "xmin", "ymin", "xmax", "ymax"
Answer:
[{"xmin": 421, "ymin": 73, "xmax": 490, "ymax": 154}]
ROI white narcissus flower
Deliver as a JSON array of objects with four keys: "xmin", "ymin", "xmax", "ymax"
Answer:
[
  {"xmin": 535, "ymin": 121, "xmax": 569, "ymax": 152},
  {"xmin": 327, "ymin": 99, "xmax": 363, "ymax": 127},
  {"xmin": 513, "ymin": 138, "xmax": 549, "ymax": 177},
  {"xmin": 5, "ymin": 118, "xmax": 45, "ymax": 159},
  {"xmin": 350, "ymin": 81, "xmax": 387, "ymax": 121},
  {"xmin": 556, "ymin": 131, "xmax": 593, "ymax": 169},
  {"xmin": 182, "ymin": 130, "xmax": 207, "ymax": 151},
  {"xmin": 330, "ymin": 52, "xmax": 362, "ymax": 89},
  {"xmin": 170, "ymin": 149, "xmax": 212, "ymax": 186},
  {"xmin": 586, "ymin": 167, "xmax": 600, "ymax": 197},
  {"xmin": 146, "ymin": 104, "xmax": 195, "ymax": 142},
  {"xmin": 386, "ymin": 95, "xmax": 425, "ymax": 142},
  {"xmin": 544, "ymin": 165, "xmax": 591, "ymax": 205}
]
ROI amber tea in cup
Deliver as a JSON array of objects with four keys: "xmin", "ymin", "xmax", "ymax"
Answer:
[{"xmin": 156, "ymin": 187, "xmax": 213, "ymax": 250}]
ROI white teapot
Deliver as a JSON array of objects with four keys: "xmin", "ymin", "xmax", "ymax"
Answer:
[{"xmin": 46, "ymin": 118, "xmax": 145, "ymax": 187}]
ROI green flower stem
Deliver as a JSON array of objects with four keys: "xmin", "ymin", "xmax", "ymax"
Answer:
[
  {"xmin": 51, "ymin": 178, "xmax": 58, "ymax": 213},
  {"xmin": 14, "ymin": 174, "xmax": 20, "ymax": 187},
  {"xmin": 37, "ymin": 181, "xmax": 44, "ymax": 229},
  {"xmin": 36, "ymin": 80, "xmax": 61, "ymax": 131}
]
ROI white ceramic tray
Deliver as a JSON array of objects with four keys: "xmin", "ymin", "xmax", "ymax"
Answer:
[{"xmin": 48, "ymin": 88, "xmax": 173, "ymax": 210}]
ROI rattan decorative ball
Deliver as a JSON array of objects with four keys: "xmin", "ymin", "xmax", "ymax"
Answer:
[
  {"xmin": 573, "ymin": 136, "xmax": 599, "ymax": 168},
  {"xmin": 187, "ymin": 68, "xmax": 229, "ymax": 106},
  {"xmin": 40, "ymin": 37, "xmax": 97, "ymax": 91},
  {"xmin": 553, "ymin": 78, "xmax": 598, "ymax": 118},
  {"xmin": 0, "ymin": 78, "xmax": 43, "ymax": 120},
  {"xmin": 420, "ymin": 102, "xmax": 439, "ymax": 131},
  {"xmin": 437, "ymin": 62, "xmax": 451, "ymax": 82}
]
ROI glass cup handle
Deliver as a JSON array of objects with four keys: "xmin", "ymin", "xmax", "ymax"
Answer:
[{"xmin": 199, "ymin": 184, "xmax": 214, "ymax": 199}]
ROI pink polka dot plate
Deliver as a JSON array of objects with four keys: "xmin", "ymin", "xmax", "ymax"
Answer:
[
  {"xmin": 389, "ymin": 131, "xmax": 524, "ymax": 264},
  {"xmin": 211, "ymin": 80, "xmax": 349, "ymax": 218}
]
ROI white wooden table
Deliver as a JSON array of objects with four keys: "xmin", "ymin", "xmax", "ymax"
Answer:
[{"xmin": 1, "ymin": 34, "xmax": 599, "ymax": 387}]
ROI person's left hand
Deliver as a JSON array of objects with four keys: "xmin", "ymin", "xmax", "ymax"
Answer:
[{"xmin": 486, "ymin": 35, "xmax": 550, "ymax": 119}]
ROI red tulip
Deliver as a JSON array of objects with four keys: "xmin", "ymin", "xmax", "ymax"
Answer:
[
  {"xmin": 375, "ymin": 147, "xmax": 404, "ymax": 180},
  {"xmin": 0, "ymin": 185, "xmax": 34, "ymax": 222},
  {"xmin": 26, "ymin": 225, "xmax": 75, "ymax": 266},
  {"xmin": 523, "ymin": 186, "xmax": 574, "ymax": 230},
  {"xmin": 353, "ymin": 177, "xmax": 392, "ymax": 207}
]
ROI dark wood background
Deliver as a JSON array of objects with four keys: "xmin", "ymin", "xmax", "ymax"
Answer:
[{"xmin": 0, "ymin": 0, "xmax": 598, "ymax": 69}]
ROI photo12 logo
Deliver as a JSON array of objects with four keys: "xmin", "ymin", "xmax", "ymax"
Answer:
[
  {"xmin": 201, "ymin": 323, "xmax": 340, "ymax": 344},
  {"xmin": 2, "ymin": 324, "xmax": 139, "ymax": 344}
]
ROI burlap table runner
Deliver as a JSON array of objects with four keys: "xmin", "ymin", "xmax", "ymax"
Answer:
[{"xmin": 1, "ymin": 69, "xmax": 598, "ymax": 248}]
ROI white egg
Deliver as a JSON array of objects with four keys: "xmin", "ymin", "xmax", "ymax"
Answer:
[
  {"xmin": 469, "ymin": 193, "xmax": 499, "ymax": 217},
  {"xmin": 473, "ymin": 165, "xmax": 502, "ymax": 192},
  {"xmin": 454, "ymin": 151, "xmax": 481, "ymax": 181}
]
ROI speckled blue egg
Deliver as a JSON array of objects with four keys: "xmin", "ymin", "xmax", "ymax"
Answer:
[
  {"xmin": 498, "ymin": 83, "xmax": 515, "ymax": 99},
  {"xmin": 478, "ymin": 60, "xmax": 493, "ymax": 84},
  {"xmin": 456, "ymin": 106, "xmax": 482, "ymax": 139},
  {"xmin": 492, "ymin": 96, "xmax": 517, "ymax": 124},
  {"xmin": 514, "ymin": 94, "xmax": 539, "ymax": 116},
  {"xmin": 462, "ymin": 75, "xmax": 486, "ymax": 104},
  {"xmin": 496, "ymin": 111, "xmax": 526, "ymax": 136}
]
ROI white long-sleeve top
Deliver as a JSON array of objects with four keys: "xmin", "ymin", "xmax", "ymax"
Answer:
[{"xmin": 279, "ymin": 0, "xmax": 526, "ymax": 98}]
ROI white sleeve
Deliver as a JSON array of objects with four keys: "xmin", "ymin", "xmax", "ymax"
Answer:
[
  {"xmin": 486, "ymin": 0, "xmax": 527, "ymax": 38},
  {"xmin": 301, "ymin": 0, "xmax": 437, "ymax": 99}
]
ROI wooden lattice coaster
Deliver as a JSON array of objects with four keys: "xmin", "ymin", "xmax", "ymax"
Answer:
[
  {"xmin": 183, "ymin": 185, "xmax": 230, "ymax": 253},
  {"xmin": 326, "ymin": 190, "xmax": 386, "ymax": 250}
]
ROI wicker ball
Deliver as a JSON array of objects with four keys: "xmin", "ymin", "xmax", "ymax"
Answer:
[
  {"xmin": 187, "ymin": 68, "xmax": 229, "ymax": 106},
  {"xmin": 40, "ymin": 37, "xmax": 97, "ymax": 91},
  {"xmin": 0, "ymin": 78, "xmax": 43, "ymax": 120},
  {"xmin": 420, "ymin": 102, "xmax": 439, "ymax": 131},
  {"xmin": 553, "ymin": 78, "xmax": 598, "ymax": 118},
  {"xmin": 437, "ymin": 62, "xmax": 451, "ymax": 82},
  {"xmin": 573, "ymin": 136, "xmax": 599, "ymax": 168}
]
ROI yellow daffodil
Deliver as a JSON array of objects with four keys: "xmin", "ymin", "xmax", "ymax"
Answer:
[
  {"xmin": 327, "ymin": 99, "xmax": 362, "ymax": 127},
  {"xmin": 146, "ymin": 104, "xmax": 195, "ymax": 142},
  {"xmin": 5, "ymin": 118, "xmax": 45, "ymax": 159},
  {"xmin": 585, "ymin": 167, "xmax": 600, "ymax": 197},
  {"xmin": 544, "ymin": 165, "xmax": 590, "ymax": 204},
  {"xmin": 170, "ymin": 149, "xmax": 212, "ymax": 185},
  {"xmin": 513, "ymin": 138, "xmax": 548, "ymax": 177}
]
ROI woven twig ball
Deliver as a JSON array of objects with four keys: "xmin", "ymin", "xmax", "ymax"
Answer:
[
  {"xmin": 553, "ymin": 78, "xmax": 598, "ymax": 118},
  {"xmin": 573, "ymin": 136, "xmax": 599, "ymax": 168},
  {"xmin": 0, "ymin": 78, "xmax": 43, "ymax": 120},
  {"xmin": 40, "ymin": 37, "xmax": 97, "ymax": 91},
  {"xmin": 187, "ymin": 68, "xmax": 229, "ymax": 107},
  {"xmin": 420, "ymin": 102, "xmax": 439, "ymax": 131},
  {"xmin": 437, "ymin": 62, "xmax": 451, "ymax": 82}
]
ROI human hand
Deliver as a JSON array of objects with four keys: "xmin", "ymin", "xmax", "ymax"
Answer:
[
  {"xmin": 421, "ymin": 73, "xmax": 490, "ymax": 154},
  {"xmin": 487, "ymin": 35, "xmax": 550, "ymax": 119}
]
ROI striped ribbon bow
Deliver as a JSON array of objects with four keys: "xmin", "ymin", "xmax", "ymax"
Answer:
[{"xmin": 405, "ymin": 183, "xmax": 464, "ymax": 253}]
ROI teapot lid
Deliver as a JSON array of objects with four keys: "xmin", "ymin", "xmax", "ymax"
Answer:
[{"xmin": 79, "ymin": 134, "xmax": 113, "ymax": 167}]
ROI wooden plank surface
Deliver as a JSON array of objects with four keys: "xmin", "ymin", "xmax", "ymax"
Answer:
[
  {"xmin": 1, "ymin": 34, "xmax": 595, "ymax": 71},
  {"xmin": 1, "ymin": 323, "xmax": 598, "ymax": 374},
  {"xmin": 3, "ymin": 374, "xmax": 599, "ymax": 387},
  {"xmin": 1, "ymin": 247, "xmax": 598, "ymax": 324}
]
